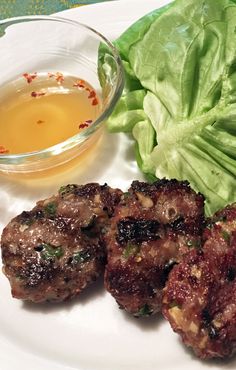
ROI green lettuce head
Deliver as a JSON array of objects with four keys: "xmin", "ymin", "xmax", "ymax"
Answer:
[{"xmin": 99, "ymin": 0, "xmax": 236, "ymax": 215}]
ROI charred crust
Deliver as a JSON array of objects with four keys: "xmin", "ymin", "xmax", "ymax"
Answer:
[
  {"xmin": 226, "ymin": 267, "xmax": 236, "ymax": 282},
  {"xmin": 18, "ymin": 209, "xmax": 45, "ymax": 225},
  {"xmin": 169, "ymin": 217, "xmax": 185, "ymax": 232},
  {"xmin": 18, "ymin": 211, "xmax": 32, "ymax": 223},
  {"xmin": 74, "ymin": 183, "xmax": 102, "ymax": 197},
  {"xmin": 160, "ymin": 260, "xmax": 177, "ymax": 285},
  {"xmin": 201, "ymin": 308, "xmax": 220, "ymax": 340},
  {"xmin": 130, "ymin": 179, "xmax": 204, "ymax": 198},
  {"xmin": 100, "ymin": 188, "xmax": 122, "ymax": 217},
  {"xmin": 106, "ymin": 265, "xmax": 157, "ymax": 298},
  {"xmin": 130, "ymin": 180, "xmax": 155, "ymax": 194},
  {"xmin": 208, "ymin": 325, "xmax": 219, "ymax": 340},
  {"xmin": 53, "ymin": 216, "xmax": 74, "ymax": 233},
  {"xmin": 169, "ymin": 217, "xmax": 205, "ymax": 236},
  {"xmin": 59, "ymin": 183, "xmax": 103, "ymax": 198},
  {"xmin": 20, "ymin": 258, "xmax": 57, "ymax": 287},
  {"xmin": 202, "ymin": 308, "xmax": 212, "ymax": 325},
  {"xmin": 34, "ymin": 210, "xmax": 44, "ymax": 219},
  {"xmin": 117, "ymin": 217, "xmax": 160, "ymax": 243}
]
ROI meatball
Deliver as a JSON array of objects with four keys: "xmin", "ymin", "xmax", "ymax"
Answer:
[
  {"xmin": 104, "ymin": 179, "xmax": 205, "ymax": 317},
  {"xmin": 1, "ymin": 183, "xmax": 122, "ymax": 303},
  {"xmin": 162, "ymin": 203, "xmax": 236, "ymax": 359}
]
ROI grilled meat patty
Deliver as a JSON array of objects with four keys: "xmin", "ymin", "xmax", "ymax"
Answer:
[
  {"xmin": 104, "ymin": 179, "xmax": 205, "ymax": 317},
  {"xmin": 162, "ymin": 203, "xmax": 236, "ymax": 359},
  {"xmin": 1, "ymin": 183, "xmax": 122, "ymax": 303}
]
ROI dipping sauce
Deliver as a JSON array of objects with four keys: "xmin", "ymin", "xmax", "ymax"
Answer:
[{"xmin": 0, "ymin": 72, "xmax": 101, "ymax": 154}]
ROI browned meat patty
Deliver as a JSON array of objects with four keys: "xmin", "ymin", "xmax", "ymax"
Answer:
[
  {"xmin": 1, "ymin": 183, "xmax": 122, "ymax": 303},
  {"xmin": 162, "ymin": 203, "xmax": 236, "ymax": 359},
  {"xmin": 104, "ymin": 179, "xmax": 205, "ymax": 317}
]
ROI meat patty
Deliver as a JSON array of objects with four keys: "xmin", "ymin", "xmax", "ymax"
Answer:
[
  {"xmin": 162, "ymin": 203, "xmax": 236, "ymax": 359},
  {"xmin": 104, "ymin": 179, "xmax": 205, "ymax": 317},
  {"xmin": 1, "ymin": 183, "xmax": 122, "ymax": 303}
]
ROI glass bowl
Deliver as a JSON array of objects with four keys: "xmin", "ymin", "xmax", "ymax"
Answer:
[{"xmin": 0, "ymin": 15, "xmax": 123, "ymax": 174}]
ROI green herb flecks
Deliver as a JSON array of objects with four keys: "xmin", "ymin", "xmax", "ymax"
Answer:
[
  {"xmin": 123, "ymin": 192, "xmax": 130, "ymax": 199},
  {"xmin": 123, "ymin": 243, "xmax": 139, "ymax": 258},
  {"xmin": 44, "ymin": 202, "xmax": 57, "ymax": 217},
  {"xmin": 72, "ymin": 250, "xmax": 91, "ymax": 264},
  {"xmin": 59, "ymin": 184, "xmax": 77, "ymax": 196},
  {"xmin": 138, "ymin": 304, "xmax": 153, "ymax": 317},
  {"xmin": 35, "ymin": 243, "xmax": 64, "ymax": 260},
  {"xmin": 222, "ymin": 230, "xmax": 231, "ymax": 243}
]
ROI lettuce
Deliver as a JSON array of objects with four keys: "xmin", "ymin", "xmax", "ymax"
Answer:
[{"xmin": 100, "ymin": 0, "xmax": 236, "ymax": 215}]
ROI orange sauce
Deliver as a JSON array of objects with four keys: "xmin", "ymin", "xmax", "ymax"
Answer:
[{"xmin": 0, "ymin": 72, "xmax": 101, "ymax": 154}]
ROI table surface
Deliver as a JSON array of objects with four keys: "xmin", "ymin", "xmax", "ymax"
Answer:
[{"xmin": 0, "ymin": 0, "xmax": 115, "ymax": 20}]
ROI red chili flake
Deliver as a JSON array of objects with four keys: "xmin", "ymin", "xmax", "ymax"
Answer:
[
  {"xmin": 92, "ymin": 97, "xmax": 98, "ymax": 106},
  {"xmin": 55, "ymin": 72, "xmax": 64, "ymax": 84},
  {"xmin": 31, "ymin": 91, "xmax": 46, "ymax": 98},
  {"xmin": 78, "ymin": 119, "xmax": 93, "ymax": 129},
  {"xmin": 23, "ymin": 72, "xmax": 37, "ymax": 84},
  {"xmin": 88, "ymin": 90, "xmax": 96, "ymax": 99},
  {"xmin": 36, "ymin": 120, "xmax": 45, "ymax": 124},
  {"xmin": 47, "ymin": 72, "xmax": 64, "ymax": 84},
  {"xmin": 0, "ymin": 145, "xmax": 9, "ymax": 154},
  {"xmin": 79, "ymin": 123, "xmax": 89, "ymax": 129},
  {"xmin": 73, "ymin": 79, "xmax": 85, "ymax": 88}
]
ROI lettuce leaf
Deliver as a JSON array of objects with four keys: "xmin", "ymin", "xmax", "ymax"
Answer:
[{"xmin": 100, "ymin": 0, "xmax": 236, "ymax": 215}]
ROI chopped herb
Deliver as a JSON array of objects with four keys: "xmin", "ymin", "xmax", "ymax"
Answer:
[
  {"xmin": 123, "ymin": 192, "xmax": 130, "ymax": 199},
  {"xmin": 222, "ymin": 230, "xmax": 230, "ymax": 242},
  {"xmin": 138, "ymin": 304, "xmax": 153, "ymax": 317},
  {"xmin": 123, "ymin": 243, "xmax": 139, "ymax": 258},
  {"xmin": 72, "ymin": 250, "xmax": 91, "ymax": 264},
  {"xmin": 44, "ymin": 202, "xmax": 57, "ymax": 217},
  {"xmin": 37, "ymin": 243, "xmax": 64, "ymax": 260},
  {"xmin": 59, "ymin": 184, "xmax": 77, "ymax": 196}
]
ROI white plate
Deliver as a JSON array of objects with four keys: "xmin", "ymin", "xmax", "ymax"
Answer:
[{"xmin": 0, "ymin": 1, "xmax": 235, "ymax": 370}]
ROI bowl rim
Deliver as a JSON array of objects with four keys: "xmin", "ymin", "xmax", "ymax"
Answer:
[{"xmin": 0, "ymin": 14, "xmax": 124, "ymax": 163}]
